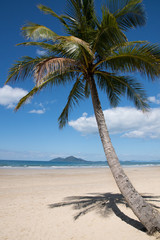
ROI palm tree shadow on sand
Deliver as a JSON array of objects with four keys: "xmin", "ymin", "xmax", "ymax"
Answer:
[{"xmin": 49, "ymin": 192, "xmax": 160, "ymax": 233}]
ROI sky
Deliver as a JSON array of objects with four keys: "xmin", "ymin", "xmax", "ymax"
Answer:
[{"xmin": 0, "ymin": 0, "xmax": 160, "ymax": 162}]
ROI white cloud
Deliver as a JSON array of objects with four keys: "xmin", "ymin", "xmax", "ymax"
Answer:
[
  {"xmin": 0, "ymin": 85, "xmax": 28, "ymax": 109},
  {"xmin": 69, "ymin": 107, "xmax": 160, "ymax": 139},
  {"xmin": 36, "ymin": 49, "xmax": 47, "ymax": 56},
  {"xmin": 29, "ymin": 101, "xmax": 46, "ymax": 114},
  {"xmin": 29, "ymin": 109, "xmax": 45, "ymax": 114},
  {"xmin": 148, "ymin": 95, "xmax": 160, "ymax": 104}
]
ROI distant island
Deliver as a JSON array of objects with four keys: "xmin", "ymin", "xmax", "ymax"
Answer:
[
  {"xmin": 49, "ymin": 156, "xmax": 160, "ymax": 166},
  {"xmin": 50, "ymin": 156, "xmax": 103, "ymax": 164}
]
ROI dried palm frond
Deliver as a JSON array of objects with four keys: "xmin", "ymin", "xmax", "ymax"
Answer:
[{"xmin": 34, "ymin": 57, "xmax": 79, "ymax": 86}]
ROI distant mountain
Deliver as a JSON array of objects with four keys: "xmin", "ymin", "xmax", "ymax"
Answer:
[
  {"xmin": 50, "ymin": 156, "xmax": 104, "ymax": 163},
  {"xmin": 50, "ymin": 156, "xmax": 91, "ymax": 163},
  {"xmin": 49, "ymin": 157, "xmax": 160, "ymax": 165}
]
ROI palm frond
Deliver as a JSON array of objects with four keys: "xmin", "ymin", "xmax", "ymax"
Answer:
[
  {"xmin": 119, "ymin": 75, "xmax": 149, "ymax": 110},
  {"xmin": 94, "ymin": 43, "xmax": 160, "ymax": 80},
  {"xmin": 95, "ymin": 40, "xmax": 148, "ymax": 62},
  {"xmin": 37, "ymin": 4, "xmax": 67, "ymax": 26},
  {"xmin": 64, "ymin": 0, "xmax": 97, "ymax": 39},
  {"xmin": 58, "ymin": 76, "xmax": 85, "ymax": 128},
  {"xmin": 39, "ymin": 71, "xmax": 78, "ymax": 86},
  {"xmin": 34, "ymin": 57, "xmax": 79, "ymax": 86},
  {"xmin": 65, "ymin": 0, "xmax": 82, "ymax": 23},
  {"xmin": 81, "ymin": 0, "xmax": 96, "ymax": 28},
  {"xmin": 110, "ymin": 40, "xmax": 148, "ymax": 52},
  {"xmin": 17, "ymin": 38, "xmax": 94, "ymax": 62},
  {"xmin": 92, "ymin": 8, "xmax": 127, "ymax": 55},
  {"xmin": 15, "ymin": 70, "xmax": 77, "ymax": 111},
  {"xmin": 60, "ymin": 14, "xmax": 80, "ymax": 36},
  {"xmin": 106, "ymin": 0, "xmax": 146, "ymax": 31},
  {"xmin": 6, "ymin": 56, "xmax": 48, "ymax": 84},
  {"xmin": 116, "ymin": 0, "xmax": 146, "ymax": 30},
  {"xmin": 96, "ymin": 71, "xmax": 123, "ymax": 106},
  {"xmin": 17, "ymin": 41, "xmax": 52, "ymax": 48},
  {"xmin": 16, "ymin": 41, "xmax": 66, "ymax": 56},
  {"xmin": 58, "ymin": 35, "xmax": 94, "ymax": 61},
  {"xmin": 95, "ymin": 70, "xmax": 149, "ymax": 110},
  {"xmin": 15, "ymin": 86, "xmax": 40, "ymax": 111},
  {"xmin": 21, "ymin": 22, "xmax": 58, "ymax": 41},
  {"xmin": 65, "ymin": 0, "xmax": 96, "ymax": 26},
  {"xmin": 39, "ymin": 2, "xmax": 96, "ymax": 36}
]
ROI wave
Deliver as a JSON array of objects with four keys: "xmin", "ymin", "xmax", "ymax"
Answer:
[{"xmin": 0, "ymin": 159, "xmax": 160, "ymax": 169}]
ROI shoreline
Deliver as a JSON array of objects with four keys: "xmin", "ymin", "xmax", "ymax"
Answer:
[
  {"xmin": 0, "ymin": 164, "xmax": 160, "ymax": 170},
  {"xmin": 0, "ymin": 166, "xmax": 160, "ymax": 240},
  {"xmin": 1, "ymin": 159, "xmax": 160, "ymax": 170}
]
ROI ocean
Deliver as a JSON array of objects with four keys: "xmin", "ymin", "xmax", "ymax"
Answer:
[{"xmin": 0, "ymin": 159, "xmax": 160, "ymax": 169}]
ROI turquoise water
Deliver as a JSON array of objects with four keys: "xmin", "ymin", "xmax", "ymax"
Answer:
[{"xmin": 0, "ymin": 159, "xmax": 160, "ymax": 168}]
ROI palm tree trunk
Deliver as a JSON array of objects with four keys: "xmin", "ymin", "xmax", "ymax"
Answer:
[{"xmin": 88, "ymin": 76, "xmax": 160, "ymax": 235}]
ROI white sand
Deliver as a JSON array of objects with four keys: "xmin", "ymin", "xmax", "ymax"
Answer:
[{"xmin": 0, "ymin": 167, "xmax": 160, "ymax": 240}]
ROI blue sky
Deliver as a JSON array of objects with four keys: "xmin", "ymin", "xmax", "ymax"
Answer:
[{"xmin": 0, "ymin": 0, "xmax": 160, "ymax": 161}]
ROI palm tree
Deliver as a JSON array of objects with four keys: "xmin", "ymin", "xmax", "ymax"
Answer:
[{"xmin": 6, "ymin": 0, "xmax": 160, "ymax": 234}]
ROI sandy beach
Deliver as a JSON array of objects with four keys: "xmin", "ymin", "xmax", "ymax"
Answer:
[{"xmin": 0, "ymin": 166, "xmax": 160, "ymax": 240}]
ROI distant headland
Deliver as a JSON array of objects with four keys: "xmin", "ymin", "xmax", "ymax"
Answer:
[{"xmin": 49, "ymin": 156, "xmax": 103, "ymax": 163}]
